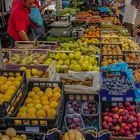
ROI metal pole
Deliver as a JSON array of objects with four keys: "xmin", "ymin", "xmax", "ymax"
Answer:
[{"xmin": 0, "ymin": 39, "xmax": 4, "ymax": 69}]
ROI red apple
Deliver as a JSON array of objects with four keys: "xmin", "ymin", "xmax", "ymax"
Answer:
[
  {"xmin": 112, "ymin": 119, "xmax": 117, "ymax": 124},
  {"xmin": 102, "ymin": 121, "xmax": 109, "ymax": 129},
  {"xmin": 124, "ymin": 125, "xmax": 130, "ymax": 131},
  {"xmin": 124, "ymin": 102, "xmax": 130, "ymax": 107},
  {"xmin": 132, "ymin": 128, "xmax": 137, "ymax": 132},
  {"xmin": 118, "ymin": 104, "xmax": 124, "ymax": 109},
  {"xmin": 118, "ymin": 117, "xmax": 122, "ymax": 123},
  {"xmin": 121, "ymin": 123, "xmax": 126, "ymax": 128},
  {"xmin": 107, "ymin": 117, "xmax": 112, "ymax": 122},
  {"xmin": 132, "ymin": 122, "xmax": 138, "ymax": 128},
  {"xmin": 137, "ymin": 113, "xmax": 140, "ymax": 117},
  {"xmin": 127, "ymin": 124, "xmax": 132, "ymax": 129},
  {"xmin": 114, "ymin": 107, "xmax": 119, "ymax": 113},
  {"xmin": 138, "ymin": 122, "xmax": 140, "ymax": 128},
  {"xmin": 113, "ymin": 114, "xmax": 119, "ymax": 119},
  {"xmin": 104, "ymin": 116, "xmax": 108, "ymax": 121},
  {"xmin": 120, "ymin": 129, "xmax": 125, "ymax": 135},
  {"xmin": 122, "ymin": 116, "xmax": 128, "ymax": 121},
  {"xmin": 137, "ymin": 117, "xmax": 140, "ymax": 123},
  {"xmin": 114, "ymin": 125, "xmax": 120, "ymax": 131},
  {"xmin": 125, "ymin": 131, "xmax": 131, "ymax": 137}
]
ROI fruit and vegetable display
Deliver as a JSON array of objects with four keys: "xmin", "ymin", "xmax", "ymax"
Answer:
[
  {"xmin": 57, "ymin": 42, "xmax": 100, "ymax": 55},
  {"xmin": 15, "ymin": 86, "xmax": 62, "ymax": 124},
  {"xmin": 101, "ymin": 55, "xmax": 123, "ymax": 66},
  {"xmin": 61, "ymin": 79, "xmax": 92, "ymax": 86},
  {"xmin": 44, "ymin": 52, "xmax": 99, "ymax": 72},
  {"xmin": 0, "ymin": 74, "xmax": 23, "ymax": 104},
  {"xmin": 19, "ymin": 67, "xmax": 48, "ymax": 79},
  {"xmin": 101, "ymin": 72, "xmax": 133, "ymax": 95},
  {"xmin": 102, "ymin": 102, "xmax": 139, "ymax": 137},
  {"xmin": 2, "ymin": 6, "xmax": 140, "ymax": 140},
  {"xmin": 0, "ymin": 128, "xmax": 28, "ymax": 140},
  {"xmin": 124, "ymin": 51, "xmax": 140, "ymax": 63},
  {"xmin": 59, "ymin": 8, "xmax": 77, "ymax": 16},
  {"xmin": 133, "ymin": 69, "xmax": 140, "ymax": 83},
  {"xmin": 83, "ymin": 26, "xmax": 100, "ymax": 38},
  {"xmin": 102, "ymin": 17, "xmax": 121, "ymax": 25},
  {"xmin": 80, "ymin": 37, "xmax": 100, "ymax": 44},
  {"xmin": 47, "ymin": 36, "xmax": 76, "ymax": 42},
  {"xmin": 120, "ymin": 36, "xmax": 139, "ymax": 51},
  {"xmin": 101, "ymin": 37, "xmax": 120, "ymax": 44},
  {"xmin": 102, "ymin": 45, "xmax": 122, "ymax": 55}
]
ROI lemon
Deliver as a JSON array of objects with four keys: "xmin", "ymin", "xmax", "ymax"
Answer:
[
  {"xmin": 8, "ymin": 77, "xmax": 15, "ymax": 81},
  {"xmin": 32, "ymin": 94, "xmax": 40, "ymax": 100},
  {"xmin": 45, "ymin": 87, "xmax": 53, "ymax": 93},
  {"xmin": 46, "ymin": 91, "xmax": 53, "ymax": 99},
  {"xmin": 1, "ymin": 84, "xmax": 9, "ymax": 94},
  {"xmin": 27, "ymin": 107, "xmax": 37, "ymax": 114},
  {"xmin": 36, "ymin": 110, "xmax": 46, "ymax": 118},
  {"xmin": 5, "ymin": 89, "xmax": 14, "ymax": 96},
  {"xmin": 16, "ymin": 76, "xmax": 22, "ymax": 82},
  {"xmin": 28, "ymin": 91, "xmax": 35, "ymax": 97},
  {"xmin": 53, "ymin": 92, "xmax": 61, "ymax": 99},
  {"xmin": 15, "ymin": 73, "xmax": 21, "ymax": 77},
  {"xmin": 35, "ymin": 104, "xmax": 42, "ymax": 110},
  {"xmin": 50, "ymin": 101, "xmax": 58, "ymax": 109},
  {"xmin": 13, "ymin": 80, "xmax": 20, "ymax": 87},
  {"xmin": 25, "ymin": 97, "xmax": 32, "ymax": 104},
  {"xmin": 19, "ymin": 106, "xmax": 27, "ymax": 113},
  {"xmin": 0, "ymin": 76, "xmax": 7, "ymax": 82},
  {"xmin": 47, "ymin": 108, "xmax": 56, "ymax": 118},
  {"xmin": 41, "ymin": 95, "xmax": 48, "ymax": 101},
  {"xmin": 43, "ymin": 105, "xmax": 50, "ymax": 112},
  {"xmin": 26, "ymin": 103, "xmax": 34, "ymax": 108},
  {"xmin": 42, "ymin": 100, "xmax": 49, "ymax": 105},
  {"xmin": 9, "ymin": 85, "xmax": 16, "ymax": 91},
  {"xmin": 37, "ymin": 91, "xmax": 44, "ymax": 97},
  {"xmin": 32, "ymin": 87, "xmax": 41, "ymax": 93},
  {"xmin": 53, "ymin": 86, "xmax": 61, "ymax": 93},
  {"xmin": 17, "ymin": 112, "xmax": 27, "ymax": 118},
  {"xmin": 32, "ymin": 99, "xmax": 40, "ymax": 104},
  {"xmin": 5, "ymin": 81, "xmax": 13, "ymax": 86}
]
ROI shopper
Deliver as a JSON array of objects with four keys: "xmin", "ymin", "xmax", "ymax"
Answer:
[
  {"xmin": 7, "ymin": 0, "xmax": 34, "ymax": 42},
  {"xmin": 131, "ymin": 0, "xmax": 140, "ymax": 45},
  {"xmin": 30, "ymin": 0, "xmax": 53, "ymax": 40},
  {"xmin": 123, "ymin": 0, "xmax": 137, "ymax": 37}
]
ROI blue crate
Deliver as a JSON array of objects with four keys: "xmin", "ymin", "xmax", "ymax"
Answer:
[
  {"xmin": 100, "ymin": 71, "xmax": 135, "ymax": 101},
  {"xmin": 98, "ymin": 131, "xmax": 111, "ymax": 140}
]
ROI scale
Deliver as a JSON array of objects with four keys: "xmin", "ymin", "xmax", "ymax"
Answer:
[{"xmin": 48, "ymin": 21, "xmax": 73, "ymax": 37}]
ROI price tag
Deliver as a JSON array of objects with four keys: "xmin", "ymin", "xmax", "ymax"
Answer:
[
  {"xmin": 126, "ymin": 97, "xmax": 133, "ymax": 101},
  {"xmin": 102, "ymin": 97, "xmax": 107, "ymax": 101},
  {"xmin": 112, "ymin": 97, "xmax": 123, "ymax": 101},
  {"xmin": 26, "ymin": 127, "xmax": 39, "ymax": 132}
]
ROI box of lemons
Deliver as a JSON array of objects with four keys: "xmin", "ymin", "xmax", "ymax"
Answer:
[
  {"xmin": 0, "ymin": 69, "xmax": 25, "ymax": 118},
  {"xmin": 7, "ymin": 81, "xmax": 64, "ymax": 132},
  {"xmin": 0, "ymin": 128, "xmax": 45, "ymax": 140}
]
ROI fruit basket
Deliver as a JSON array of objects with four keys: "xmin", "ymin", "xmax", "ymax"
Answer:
[
  {"xmin": 7, "ymin": 81, "xmax": 64, "ymax": 132},
  {"xmin": 65, "ymin": 114, "xmax": 85, "ymax": 130},
  {"xmin": 101, "ymin": 44, "xmax": 122, "ymax": 55},
  {"xmin": 0, "ymin": 128, "xmax": 45, "ymax": 140},
  {"xmin": 100, "ymin": 71, "xmax": 135, "ymax": 101},
  {"xmin": 61, "ymin": 93, "xmax": 100, "ymax": 132},
  {"xmin": 101, "ymin": 55, "xmax": 125, "ymax": 66},
  {"xmin": 54, "ymin": 71, "xmax": 101, "ymax": 94},
  {"xmin": 101, "ymin": 102, "xmax": 139, "ymax": 139},
  {"xmin": 4, "ymin": 61, "xmax": 56, "ymax": 81}
]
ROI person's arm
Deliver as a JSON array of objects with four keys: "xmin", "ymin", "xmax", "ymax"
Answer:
[
  {"xmin": 38, "ymin": 0, "xmax": 53, "ymax": 11},
  {"xmin": 19, "ymin": 30, "xmax": 29, "ymax": 41}
]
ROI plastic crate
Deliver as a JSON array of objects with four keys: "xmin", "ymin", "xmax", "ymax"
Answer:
[
  {"xmin": 101, "ymin": 44, "xmax": 123, "ymax": 55},
  {"xmin": 7, "ymin": 81, "xmax": 64, "ymax": 133},
  {"xmin": 100, "ymin": 71, "xmax": 135, "ymax": 101},
  {"xmin": 4, "ymin": 61, "xmax": 56, "ymax": 81},
  {"xmin": 0, "ymin": 69, "xmax": 25, "ymax": 117},
  {"xmin": 0, "ymin": 130, "xmax": 45, "ymax": 140},
  {"xmin": 61, "ymin": 93, "xmax": 100, "ymax": 132}
]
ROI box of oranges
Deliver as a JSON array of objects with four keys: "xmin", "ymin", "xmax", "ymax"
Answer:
[{"xmin": 7, "ymin": 80, "xmax": 64, "ymax": 132}]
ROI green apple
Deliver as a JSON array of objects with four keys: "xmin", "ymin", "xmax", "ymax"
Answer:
[
  {"xmin": 61, "ymin": 53, "xmax": 67, "ymax": 61},
  {"xmin": 68, "ymin": 53, "xmax": 74, "ymax": 60},
  {"xmin": 65, "ymin": 59, "xmax": 70, "ymax": 66},
  {"xmin": 57, "ymin": 60, "xmax": 64, "ymax": 65},
  {"xmin": 74, "ymin": 51, "xmax": 81, "ymax": 60}
]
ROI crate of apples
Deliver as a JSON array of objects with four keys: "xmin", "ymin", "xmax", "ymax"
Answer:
[{"xmin": 102, "ymin": 102, "xmax": 140, "ymax": 137}]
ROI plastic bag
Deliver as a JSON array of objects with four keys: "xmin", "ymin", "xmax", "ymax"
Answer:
[
  {"xmin": 29, "ymin": 7, "xmax": 44, "ymax": 27},
  {"xmin": 54, "ymin": 71, "xmax": 101, "ymax": 94}
]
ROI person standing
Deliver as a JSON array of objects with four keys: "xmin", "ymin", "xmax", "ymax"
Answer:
[
  {"xmin": 7, "ymin": 0, "xmax": 34, "ymax": 41},
  {"xmin": 123, "ymin": 0, "xmax": 137, "ymax": 36}
]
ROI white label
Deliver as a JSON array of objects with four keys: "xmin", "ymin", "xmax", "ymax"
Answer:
[
  {"xmin": 112, "ymin": 97, "xmax": 123, "ymax": 101},
  {"xmin": 102, "ymin": 97, "xmax": 107, "ymax": 101},
  {"xmin": 26, "ymin": 127, "xmax": 39, "ymax": 132},
  {"xmin": 126, "ymin": 97, "xmax": 133, "ymax": 101}
]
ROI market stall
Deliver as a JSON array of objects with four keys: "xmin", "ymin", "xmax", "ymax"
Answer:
[{"xmin": 1, "ymin": 1, "xmax": 140, "ymax": 140}]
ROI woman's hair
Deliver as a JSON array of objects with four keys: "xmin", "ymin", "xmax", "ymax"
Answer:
[{"xmin": 131, "ymin": 0, "xmax": 140, "ymax": 6}]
